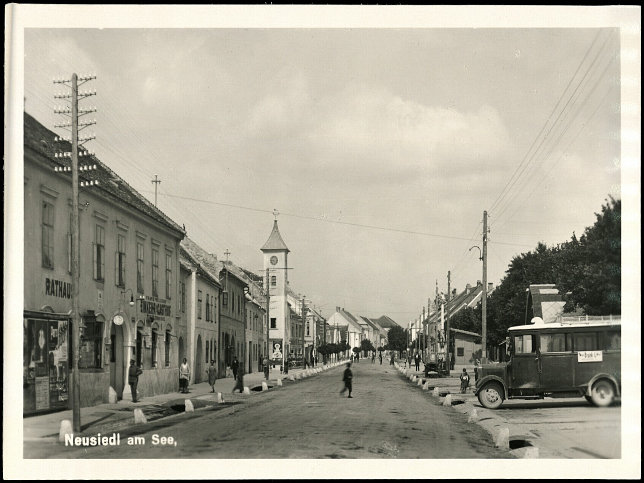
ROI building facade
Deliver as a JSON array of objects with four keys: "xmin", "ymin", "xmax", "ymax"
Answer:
[
  {"xmin": 218, "ymin": 263, "xmax": 247, "ymax": 376},
  {"xmin": 23, "ymin": 113, "xmax": 185, "ymax": 414}
]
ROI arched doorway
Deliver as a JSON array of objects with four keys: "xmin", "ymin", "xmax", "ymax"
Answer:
[
  {"xmin": 195, "ymin": 335, "xmax": 203, "ymax": 384},
  {"xmin": 109, "ymin": 320, "xmax": 124, "ymax": 398}
]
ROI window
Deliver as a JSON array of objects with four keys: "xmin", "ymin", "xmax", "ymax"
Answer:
[
  {"xmin": 205, "ymin": 341, "xmax": 209, "ymax": 363},
  {"xmin": 306, "ymin": 321, "xmax": 310, "ymax": 336},
  {"xmin": 540, "ymin": 333, "xmax": 567, "ymax": 352},
  {"xmin": 210, "ymin": 296, "xmax": 215, "ymax": 323},
  {"xmin": 232, "ymin": 292, "xmax": 235, "ymax": 312},
  {"xmin": 180, "ymin": 280, "xmax": 186, "ymax": 313},
  {"xmin": 206, "ymin": 294, "xmax": 210, "ymax": 321},
  {"xmin": 271, "ymin": 276, "xmax": 277, "ymax": 287},
  {"xmin": 42, "ymin": 201, "xmax": 55, "ymax": 269},
  {"xmin": 605, "ymin": 331, "xmax": 620, "ymax": 350},
  {"xmin": 116, "ymin": 234, "xmax": 126, "ymax": 287},
  {"xmin": 165, "ymin": 329, "xmax": 171, "ymax": 367},
  {"xmin": 271, "ymin": 317, "xmax": 277, "ymax": 329},
  {"xmin": 93, "ymin": 225, "xmax": 105, "ymax": 281},
  {"xmin": 136, "ymin": 328, "xmax": 143, "ymax": 367},
  {"xmin": 79, "ymin": 318, "xmax": 103, "ymax": 369},
  {"xmin": 514, "ymin": 334, "xmax": 535, "ymax": 354},
  {"xmin": 165, "ymin": 253, "xmax": 172, "ymax": 299},
  {"xmin": 573, "ymin": 332, "xmax": 599, "ymax": 351},
  {"xmin": 237, "ymin": 295, "xmax": 241, "ymax": 315},
  {"xmin": 151, "ymin": 329, "xmax": 158, "ymax": 367},
  {"xmin": 136, "ymin": 242, "xmax": 144, "ymax": 293},
  {"xmin": 456, "ymin": 347, "xmax": 464, "ymax": 357},
  {"xmin": 152, "ymin": 248, "xmax": 159, "ymax": 297},
  {"xmin": 197, "ymin": 290, "xmax": 203, "ymax": 319}
]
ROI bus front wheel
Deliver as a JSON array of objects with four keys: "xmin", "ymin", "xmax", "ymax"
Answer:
[
  {"xmin": 478, "ymin": 382, "xmax": 504, "ymax": 409},
  {"xmin": 590, "ymin": 379, "xmax": 615, "ymax": 407}
]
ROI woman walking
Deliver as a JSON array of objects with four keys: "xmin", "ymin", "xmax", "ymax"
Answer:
[
  {"xmin": 207, "ymin": 359, "xmax": 217, "ymax": 393},
  {"xmin": 179, "ymin": 357, "xmax": 191, "ymax": 394}
]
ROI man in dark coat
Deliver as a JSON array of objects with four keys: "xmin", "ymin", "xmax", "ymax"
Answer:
[
  {"xmin": 339, "ymin": 362, "xmax": 353, "ymax": 398},
  {"xmin": 128, "ymin": 359, "xmax": 143, "ymax": 403},
  {"xmin": 231, "ymin": 356, "xmax": 239, "ymax": 379},
  {"xmin": 415, "ymin": 352, "xmax": 421, "ymax": 371},
  {"xmin": 232, "ymin": 363, "xmax": 245, "ymax": 393}
]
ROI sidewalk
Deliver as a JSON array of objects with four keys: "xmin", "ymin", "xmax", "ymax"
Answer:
[{"xmin": 24, "ymin": 363, "xmax": 342, "ymax": 443}]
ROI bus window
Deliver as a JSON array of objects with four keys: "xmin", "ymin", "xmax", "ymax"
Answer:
[
  {"xmin": 514, "ymin": 334, "xmax": 535, "ymax": 354},
  {"xmin": 566, "ymin": 333, "xmax": 573, "ymax": 351},
  {"xmin": 605, "ymin": 331, "xmax": 621, "ymax": 350},
  {"xmin": 573, "ymin": 332, "xmax": 599, "ymax": 351},
  {"xmin": 540, "ymin": 333, "xmax": 566, "ymax": 352}
]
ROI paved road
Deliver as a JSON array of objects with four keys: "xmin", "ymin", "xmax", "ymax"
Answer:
[{"xmin": 38, "ymin": 362, "xmax": 510, "ymax": 459}]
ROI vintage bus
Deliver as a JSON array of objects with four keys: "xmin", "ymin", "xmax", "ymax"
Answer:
[{"xmin": 475, "ymin": 315, "xmax": 620, "ymax": 409}]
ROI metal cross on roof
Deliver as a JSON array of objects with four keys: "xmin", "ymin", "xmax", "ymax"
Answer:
[{"xmin": 273, "ymin": 208, "xmax": 279, "ymax": 220}]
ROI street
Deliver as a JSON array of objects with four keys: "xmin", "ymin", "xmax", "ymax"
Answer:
[{"xmin": 28, "ymin": 363, "xmax": 509, "ymax": 459}]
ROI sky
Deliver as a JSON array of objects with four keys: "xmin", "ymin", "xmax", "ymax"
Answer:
[{"xmin": 20, "ymin": 19, "xmax": 624, "ymax": 326}]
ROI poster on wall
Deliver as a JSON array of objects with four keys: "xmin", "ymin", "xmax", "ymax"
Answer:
[{"xmin": 271, "ymin": 341, "xmax": 283, "ymax": 361}]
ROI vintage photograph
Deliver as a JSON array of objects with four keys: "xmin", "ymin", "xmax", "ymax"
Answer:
[{"xmin": 4, "ymin": 5, "xmax": 640, "ymax": 480}]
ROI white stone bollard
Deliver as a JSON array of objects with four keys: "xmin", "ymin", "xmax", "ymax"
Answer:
[
  {"xmin": 523, "ymin": 447, "xmax": 539, "ymax": 458},
  {"xmin": 442, "ymin": 394, "xmax": 452, "ymax": 406},
  {"xmin": 217, "ymin": 392, "xmax": 224, "ymax": 403},
  {"xmin": 432, "ymin": 387, "xmax": 440, "ymax": 397},
  {"xmin": 108, "ymin": 386, "xmax": 118, "ymax": 404},
  {"xmin": 184, "ymin": 399, "xmax": 194, "ymax": 412},
  {"xmin": 468, "ymin": 408, "xmax": 479, "ymax": 423},
  {"xmin": 288, "ymin": 374, "xmax": 295, "ymax": 381},
  {"xmin": 495, "ymin": 427, "xmax": 510, "ymax": 449},
  {"xmin": 243, "ymin": 386, "xmax": 251, "ymax": 395},
  {"xmin": 422, "ymin": 382, "xmax": 429, "ymax": 390},
  {"xmin": 59, "ymin": 420, "xmax": 73, "ymax": 442},
  {"xmin": 277, "ymin": 378, "xmax": 283, "ymax": 386},
  {"xmin": 417, "ymin": 378, "xmax": 423, "ymax": 386},
  {"xmin": 134, "ymin": 408, "xmax": 147, "ymax": 424},
  {"xmin": 262, "ymin": 381, "xmax": 268, "ymax": 391}
]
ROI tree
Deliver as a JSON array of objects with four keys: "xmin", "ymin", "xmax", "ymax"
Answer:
[
  {"xmin": 360, "ymin": 339, "xmax": 376, "ymax": 355},
  {"xmin": 386, "ymin": 325, "xmax": 407, "ymax": 356}
]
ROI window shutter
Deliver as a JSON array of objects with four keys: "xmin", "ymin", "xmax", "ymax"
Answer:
[
  {"xmin": 122, "ymin": 253, "xmax": 126, "ymax": 287},
  {"xmin": 115, "ymin": 251, "xmax": 119, "ymax": 286}
]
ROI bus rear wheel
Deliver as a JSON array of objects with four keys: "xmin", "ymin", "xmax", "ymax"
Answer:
[
  {"xmin": 478, "ymin": 382, "xmax": 504, "ymax": 409},
  {"xmin": 590, "ymin": 379, "xmax": 615, "ymax": 407}
]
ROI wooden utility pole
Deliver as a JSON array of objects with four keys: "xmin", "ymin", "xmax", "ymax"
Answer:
[
  {"xmin": 482, "ymin": 211, "xmax": 488, "ymax": 363},
  {"xmin": 445, "ymin": 271, "xmax": 451, "ymax": 376},
  {"xmin": 301, "ymin": 297, "xmax": 307, "ymax": 368}
]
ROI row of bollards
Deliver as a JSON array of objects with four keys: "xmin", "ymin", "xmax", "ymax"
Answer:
[{"xmin": 393, "ymin": 361, "xmax": 539, "ymax": 458}]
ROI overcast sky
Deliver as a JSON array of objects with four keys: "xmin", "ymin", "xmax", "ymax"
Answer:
[{"xmin": 22, "ymin": 23, "xmax": 623, "ymax": 325}]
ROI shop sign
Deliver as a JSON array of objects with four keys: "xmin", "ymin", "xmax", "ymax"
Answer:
[
  {"xmin": 45, "ymin": 277, "xmax": 72, "ymax": 299},
  {"xmin": 140, "ymin": 295, "xmax": 172, "ymax": 320}
]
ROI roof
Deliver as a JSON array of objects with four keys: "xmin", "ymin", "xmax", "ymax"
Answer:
[
  {"xmin": 426, "ymin": 282, "xmax": 492, "ymax": 325},
  {"xmin": 450, "ymin": 328, "xmax": 481, "ymax": 338},
  {"xmin": 179, "ymin": 238, "xmax": 221, "ymax": 287},
  {"xmin": 359, "ymin": 316, "xmax": 380, "ymax": 331},
  {"xmin": 24, "ymin": 112, "xmax": 184, "ymax": 237},
  {"xmin": 374, "ymin": 315, "xmax": 400, "ymax": 329},
  {"xmin": 527, "ymin": 284, "xmax": 565, "ymax": 324},
  {"xmin": 261, "ymin": 220, "xmax": 290, "ymax": 252},
  {"xmin": 509, "ymin": 315, "xmax": 621, "ymax": 332}
]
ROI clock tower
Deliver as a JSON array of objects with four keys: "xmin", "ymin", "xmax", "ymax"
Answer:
[{"xmin": 261, "ymin": 218, "xmax": 290, "ymax": 364}]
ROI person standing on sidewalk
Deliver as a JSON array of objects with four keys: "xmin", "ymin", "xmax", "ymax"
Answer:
[
  {"xmin": 460, "ymin": 368, "xmax": 470, "ymax": 394},
  {"xmin": 179, "ymin": 358, "xmax": 191, "ymax": 394},
  {"xmin": 262, "ymin": 355, "xmax": 269, "ymax": 380},
  {"xmin": 339, "ymin": 362, "xmax": 353, "ymax": 398},
  {"xmin": 207, "ymin": 360, "xmax": 217, "ymax": 393},
  {"xmin": 128, "ymin": 359, "xmax": 143, "ymax": 403},
  {"xmin": 231, "ymin": 356, "xmax": 239, "ymax": 380},
  {"xmin": 232, "ymin": 363, "xmax": 245, "ymax": 393},
  {"xmin": 379, "ymin": 352, "xmax": 383, "ymax": 365},
  {"xmin": 371, "ymin": 353, "xmax": 375, "ymax": 364},
  {"xmin": 414, "ymin": 352, "xmax": 421, "ymax": 371}
]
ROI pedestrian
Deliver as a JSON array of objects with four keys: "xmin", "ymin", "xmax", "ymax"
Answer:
[
  {"xmin": 379, "ymin": 352, "xmax": 383, "ymax": 365},
  {"xmin": 389, "ymin": 354, "xmax": 394, "ymax": 366},
  {"xmin": 128, "ymin": 359, "xmax": 143, "ymax": 403},
  {"xmin": 460, "ymin": 368, "xmax": 470, "ymax": 394},
  {"xmin": 207, "ymin": 359, "xmax": 217, "ymax": 393},
  {"xmin": 339, "ymin": 362, "xmax": 353, "ymax": 398},
  {"xmin": 263, "ymin": 354, "xmax": 270, "ymax": 380},
  {"xmin": 474, "ymin": 359, "xmax": 480, "ymax": 382},
  {"xmin": 231, "ymin": 356, "xmax": 239, "ymax": 380},
  {"xmin": 415, "ymin": 352, "xmax": 421, "ymax": 371},
  {"xmin": 371, "ymin": 353, "xmax": 375, "ymax": 364},
  {"xmin": 232, "ymin": 363, "xmax": 245, "ymax": 393},
  {"xmin": 179, "ymin": 357, "xmax": 191, "ymax": 394}
]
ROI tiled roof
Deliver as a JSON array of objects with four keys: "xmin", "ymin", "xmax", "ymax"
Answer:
[
  {"xmin": 24, "ymin": 112, "xmax": 184, "ymax": 236},
  {"xmin": 374, "ymin": 315, "xmax": 400, "ymax": 329},
  {"xmin": 261, "ymin": 220, "xmax": 290, "ymax": 252},
  {"xmin": 179, "ymin": 238, "xmax": 221, "ymax": 287},
  {"xmin": 450, "ymin": 328, "xmax": 481, "ymax": 338}
]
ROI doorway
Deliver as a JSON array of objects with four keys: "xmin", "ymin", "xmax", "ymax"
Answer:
[
  {"xmin": 195, "ymin": 335, "xmax": 203, "ymax": 383},
  {"xmin": 110, "ymin": 322, "xmax": 124, "ymax": 398}
]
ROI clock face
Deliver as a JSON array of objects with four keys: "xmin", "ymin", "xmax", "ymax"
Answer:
[
  {"xmin": 270, "ymin": 256, "xmax": 278, "ymax": 266},
  {"xmin": 113, "ymin": 314, "xmax": 124, "ymax": 326}
]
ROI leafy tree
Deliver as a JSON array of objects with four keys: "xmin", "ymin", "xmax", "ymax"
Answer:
[
  {"xmin": 352, "ymin": 347, "xmax": 360, "ymax": 354},
  {"xmin": 450, "ymin": 306, "xmax": 481, "ymax": 334},
  {"xmin": 360, "ymin": 339, "xmax": 376, "ymax": 355},
  {"xmin": 386, "ymin": 325, "xmax": 407, "ymax": 356}
]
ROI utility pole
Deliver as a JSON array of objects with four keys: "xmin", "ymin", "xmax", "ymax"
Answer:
[
  {"xmin": 152, "ymin": 174, "xmax": 161, "ymax": 207},
  {"xmin": 265, "ymin": 267, "xmax": 270, "ymax": 379},
  {"xmin": 422, "ymin": 306, "xmax": 426, "ymax": 359},
  {"xmin": 301, "ymin": 296, "xmax": 307, "ymax": 368},
  {"xmin": 53, "ymin": 72, "xmax": 96, "ymax": 433},
  {"xmin": 446, "ymin": 270, "xmax": 451, "ymax": 376},
  {"xmin": 482, "ymin": 211, "xmax": 488, "ymax": 363}
]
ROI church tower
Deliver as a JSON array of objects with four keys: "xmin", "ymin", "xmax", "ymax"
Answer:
[{"xmin": 261, "ymin": 216, "xmax": 290, "ymax": 364}]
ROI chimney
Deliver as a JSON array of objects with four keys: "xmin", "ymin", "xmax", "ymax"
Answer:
[
  {"xmin": 336, "ymin": 306, "xmax": 341, "ymax": 313},
  {"xmin": 477, "ymin": 280, "xmax": 482, "ymax": 286},
  {"xmin": 466, "ymin": 283, "xmax": 472, "ymax": 294},
  {"xmin": 488, "ymin": 282, "xmax": 494, "ymax": 291}
]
